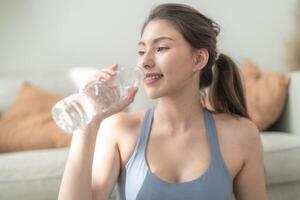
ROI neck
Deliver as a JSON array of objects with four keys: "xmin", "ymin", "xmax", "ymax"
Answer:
[{"xmin": 154, "ymin": 88, "xmax": 205, "ymax": 134}]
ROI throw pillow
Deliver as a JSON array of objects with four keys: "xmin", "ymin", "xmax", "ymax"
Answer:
[
  {"xmin": 239, "ymin": 60, "xmax": 290, "ymax": 131},
  {"xmin": 0, "ymin": 82, "xmax": 72, "ymax": 153}
]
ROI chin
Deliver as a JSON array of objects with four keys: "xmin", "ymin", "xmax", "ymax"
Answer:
[
  {"xmin": 144, "ymin": 88, "xmax": 163, "ymax": 99},
  {"xmin": 145, "ymin": 92, "xmax": 160, "ymax": 99}
]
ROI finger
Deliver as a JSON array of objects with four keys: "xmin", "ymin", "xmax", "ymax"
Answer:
[
  {"xmin": 80, "ymin": 67, "xmax": 117, "ymax": 92},
  {"xmin": 80, "ymin": 73, "xmax": 106, "ymax": 91},
  {"xmin": 108, "ymin": 68, "xmax": 117, "ymax": 75},
  {"xmin": 101, "ymin": 68, "xmax": 116, "ymax": 76},
  {"xmin": 106, "ymin": 86, "xmax": 120, "ymax": 105},
  {"xmin": 103, "ymin": 86, "xmax": 138, "ymax": 115},
  {"xmin": 122, "ymin": 87, "xmax": 139, "ymax": 103},
  {"xmin": 129, "ymin": 87, "xmax": 139, "ymax": 98},
  {"xmin": 93, "ymin": 71, "xmax": 111, "ymax": 80},
  {"xmin": 80, "ymin": 79, "xmax": 103, "ymax": 92},
  {"xmin": 110, "ymin": 64, "xmax": 118, "ymax": 71},
  {"xmin": 129, "ymin": 87, "xmax": 139, "ymax": 95}
]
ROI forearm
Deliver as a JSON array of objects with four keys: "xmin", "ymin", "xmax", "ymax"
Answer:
[{"xmin": 58, "ymin": 117, "xmax": 103, "ymax": 200}]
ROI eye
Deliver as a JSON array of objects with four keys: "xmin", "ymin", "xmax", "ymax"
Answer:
[
  {"xmin": 157, "ymin": 46, "xmax": 169, "ymax": 52},
  {"xmin": 138, "ymin": 50, "xmax": 145, "ymax": 56}
]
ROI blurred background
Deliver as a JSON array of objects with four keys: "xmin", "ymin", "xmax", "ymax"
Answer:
[
  {"xmin": 0, "ymin": 1, "xmax": 300, "ymax": 200},
  {"xmin": 0, "ymin": 0, "xmax": 295, "ymax": 73}
]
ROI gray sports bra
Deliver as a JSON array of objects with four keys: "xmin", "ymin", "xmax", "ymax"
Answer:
[{"xmin": 116, "ymin": 107, "xmax": 233, "ymax": 200}]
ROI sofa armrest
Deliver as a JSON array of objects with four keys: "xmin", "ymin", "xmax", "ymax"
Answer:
[{"xmin": 268, "ymin": 71, "xmax": 300, "ymax": 135}]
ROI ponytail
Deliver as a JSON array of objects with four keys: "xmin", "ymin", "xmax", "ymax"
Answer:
[{"xmin": 200, "ymin": 53, "xmax": 250, "ymax": 118}]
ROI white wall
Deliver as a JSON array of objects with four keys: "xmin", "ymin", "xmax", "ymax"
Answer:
[
  {"xmin": 0, "ymin": 0, "xmax": 296, "ymax": 110},
  {"xmin": 0, "ymin": 0, "xmax": 295, "ymax": 72}
]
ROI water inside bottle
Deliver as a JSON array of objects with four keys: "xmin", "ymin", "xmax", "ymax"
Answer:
[
  {"xmin": 85, "ymin": 81, "xmax": 120, "ymax": 113},
  {"xmin": 52, "ymin": 94, "xmax": 95, "ymax": 133},
  {"xmin": 52, "ymin": 67, "xmax": 145, "ymax": 133}
]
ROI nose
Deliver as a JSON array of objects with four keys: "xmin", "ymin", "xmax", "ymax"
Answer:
[{"xmin": 139, "ymin": 51, "xmax": 155, "ymax": 70}]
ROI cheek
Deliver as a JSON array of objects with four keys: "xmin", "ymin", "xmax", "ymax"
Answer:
[
  {"xmin": 137, "ymin": 57, "xmax": 142, "ymax": 68},
  {"xmin": 161, "ymin": 50, "xmax": 194, "ymax": 79}
]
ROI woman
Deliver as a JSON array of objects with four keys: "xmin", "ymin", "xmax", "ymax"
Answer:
[{"xmin": 58, "ymin": 3, "xmax": 267, "ymax": 200}]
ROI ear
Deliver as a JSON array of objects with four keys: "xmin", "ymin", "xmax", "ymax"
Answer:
[{"xmin": 192, "ymin": 48, "xmax": 209, "ymax": 72}]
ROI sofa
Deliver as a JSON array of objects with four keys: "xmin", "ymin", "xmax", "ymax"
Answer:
[
  {"xmin": 261, "ymin": 70, "xmax": 300, "ymax": 200},
  {"xmin": 0, "ymin": 69, "xmax": 299, "ymax": 200}
]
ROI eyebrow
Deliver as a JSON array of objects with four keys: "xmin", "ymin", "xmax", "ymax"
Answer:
[{"xmin": 138, "ymin": 37, "xmax": 174, "ymax": 46}]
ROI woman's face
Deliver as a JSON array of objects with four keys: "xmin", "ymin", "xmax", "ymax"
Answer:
[{"xmin": 138, "ymin": 19, "xmax": 199, "ymax": 99}]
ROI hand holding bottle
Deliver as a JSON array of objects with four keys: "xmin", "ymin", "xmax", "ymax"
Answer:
[
  {"xmin": 80, "ymin": 64, "xmax": 140, "ymax": 119},
  {"xmin": 52, "ymin": 64, "xmax": 144, "ymax": 133}
]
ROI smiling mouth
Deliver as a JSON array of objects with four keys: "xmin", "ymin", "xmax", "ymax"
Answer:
[
  {"xmin": 145, "ymin": 73, "xmax": 164, "ymax": 81},
  {"xmin": 144, "ymin": 73, "xmax": 164, "ymax": 84}
]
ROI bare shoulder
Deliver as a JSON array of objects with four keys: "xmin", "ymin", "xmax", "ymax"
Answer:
[
  {"xmin": 99, "ymin": 111, "xmax": 146, "ymax": 169},
  {"xmin": 211, "ymin": 111, "xmax": 262, "ymax": 171},
  {"xmin": 99, "ymin": 111, "xmax": 145, "ymax": 138},
  {"xmin": 212, "ymin": 111, "xmax": 260, "ymax": 145},
  {"xmin": 98, "ymin": 110, "xmax": 146, "ymax": 153}
]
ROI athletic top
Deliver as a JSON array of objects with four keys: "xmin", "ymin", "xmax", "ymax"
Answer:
[{"xmin": 116, "ymin": 107, "xmax": 233, "ymax": 200}]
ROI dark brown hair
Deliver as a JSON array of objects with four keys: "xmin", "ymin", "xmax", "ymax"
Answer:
[{"xmin": 142, "ymin": 3, "xmax": 249, "ymax": 118}]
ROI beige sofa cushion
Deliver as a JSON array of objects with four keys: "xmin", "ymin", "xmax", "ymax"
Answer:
[
  {"xmin": 0, "ymin": 82, "xmax": 71, "ymax": 153},
  {"xmin": 239, "ymin": 60, "xmax": 290, "ymax": 131}
]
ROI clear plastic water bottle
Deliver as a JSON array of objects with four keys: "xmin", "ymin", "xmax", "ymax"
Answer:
[{"xmin": 52, "ymin": 67, "xmax": 145, "ymax": 133}]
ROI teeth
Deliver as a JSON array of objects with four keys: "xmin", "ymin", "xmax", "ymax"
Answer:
[{"xmin": 145, "ymin": 74, "xmax": 162, "ymax": 81}]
